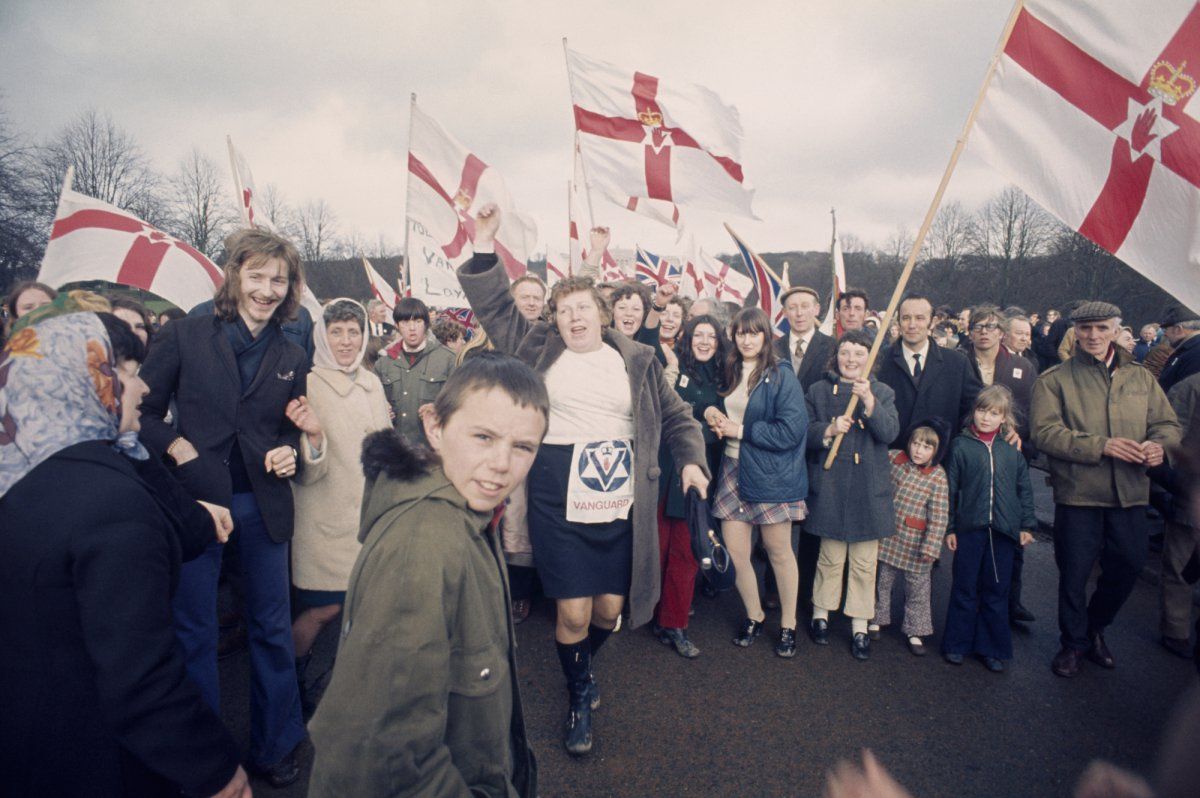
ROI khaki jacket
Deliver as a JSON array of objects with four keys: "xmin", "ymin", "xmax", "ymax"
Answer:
[
  {"xmin": 374, "ymin": 341, "xmax": 457, "ymax": 443},
  {"xmin": 1032, "ymin": 347, "xmax": 1180, "ymax": 507},
  {"xmin": 308, "ymin": 431, "xmax": 536, "ymax": 797}
]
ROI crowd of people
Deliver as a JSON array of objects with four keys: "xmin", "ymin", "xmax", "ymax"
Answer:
[{"xmin": 1, "ymin": 206, "xmax": 1198, "ymax": 796}]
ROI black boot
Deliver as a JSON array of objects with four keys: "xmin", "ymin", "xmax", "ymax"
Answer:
[
  {"xmin": 555, "ymin": 640, "xmax": 593, "ymax": 756},
  {"xmin": 295, "ymin": 653, "xmax": 316, "ymax": 720}
]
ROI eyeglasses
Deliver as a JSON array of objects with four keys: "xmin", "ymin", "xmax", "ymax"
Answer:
[{"xmin": 972, "ymin": 322, "xmax": 1002, "ymax": 332}]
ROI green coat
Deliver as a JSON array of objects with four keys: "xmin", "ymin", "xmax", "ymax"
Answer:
[
  {"xmin": 1031, "ymin": 346, "xmax": 1181, "ymax": 508},
  {"xmin": 374, "ymin": 341, "xmax": 457, "ymax": 444},
  {"xmin": 943, "ymin": 428, "xmax": 1037, "ymax": 542},
  {"xmin": 308, "ymin": 431, "xmax": 536, "ymax": 798}
]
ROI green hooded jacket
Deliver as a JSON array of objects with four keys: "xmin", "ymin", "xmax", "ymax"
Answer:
[{"xmin": 308, "ymin": 430, "xmax": 536, "ymax": 797}]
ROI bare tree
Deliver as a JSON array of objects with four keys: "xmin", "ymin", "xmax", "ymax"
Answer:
[
  {"xmin": 969, "ymin": 186, "xmax": 1059, "ymax": 304},
  {"xmin": 875, "ymin": 224, "xmax": 914, "ymax": 287},
  {"xmin": 296, "ymin": 199, "xmax": 337, "ymax": 262},
  {"xmin": 970, "ymin": 186, "xmax": 1057, "ymax": 264},
  {"xmin": 338, "ymin": 227, "xmax": 368, "ymax": 259},
  {"xmin": 372, "ymin": 233, "xmax": 398, "ymax": 259},
  {"xmin": 0, "ymin": 106, "xmax": 41, "ymax": 287},
  {"xmin": 924, "ymin": 200, "xmax": 975, "ymax": 265},
  {"xmin": 258, "ymin": 182, "xmax": 294, "ymax": 233},
  {"xmin": 30, "ymin": 109, "xmax": 163, "ymax": 226},
  {"xmin": 166, "ymin": 148, "xmax": 235, "ymax": 259},
  {"xmin": 838, "ymin": 231, "xmax": 867, "ymax": 254}
]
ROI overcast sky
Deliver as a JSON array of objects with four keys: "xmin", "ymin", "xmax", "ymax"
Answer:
[{"xmin": 1, "ymin": 0, "xmax": 1017, "ymax": 259}]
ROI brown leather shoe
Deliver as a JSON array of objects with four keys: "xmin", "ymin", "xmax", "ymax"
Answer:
[
  {"xmin": 1087, "ymin": 632, "xmax": 1115, "ymax": 669},
  {"xmin": 511, "ymin": 599, "xmax": 531, "ymax": 625},
  {"xmin": 1052, "ymin": 646, "xmax": 1083, "ymax": 677}
]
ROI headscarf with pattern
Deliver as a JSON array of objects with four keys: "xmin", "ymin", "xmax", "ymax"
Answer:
[{"xmin": 0, "ymin": 311, "xmax": 146, "ymax": 498}]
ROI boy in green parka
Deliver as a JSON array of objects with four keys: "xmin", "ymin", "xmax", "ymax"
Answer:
[{"xmin": 309, "ymin": 352, "xmax": 546, "ymax": 797}]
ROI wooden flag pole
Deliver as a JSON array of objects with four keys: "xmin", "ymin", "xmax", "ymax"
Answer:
[
  {"xmin": 723, "ymin": 222, "xmax": 785, "ymax": 285},
  {"xmin": 823, "ymin": 0, "xmax": 1025, "ymax": 470},
  {"xmin": 403, "ymin": 92, "xmax": 417, "ymax": 295}
]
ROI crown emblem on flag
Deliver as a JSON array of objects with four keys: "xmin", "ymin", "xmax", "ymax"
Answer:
[
  {"xmin": 453, "ymin": 188, "xmax": 473, "ymax": 210},
  {"xmin": 638, "ymin": 109, "xmax": 663, "ymax": 127},
  {"xmin": 1148, "ymin": 59, "xmax": 1197, "ymax": 105}
]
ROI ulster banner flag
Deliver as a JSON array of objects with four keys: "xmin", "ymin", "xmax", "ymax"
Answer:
[
  {"xmin": 406, "ymin": 99, "xmax": 536, "ymax": 306},
  {"xmin": 362, "ymin": 257, "xmax": 402, "ymax": 310},
  {"xmin": 972, "ymin": 0, "xmax": 1200, "ymax": 311},
  {"xmin": 39, "ymin": 177, "xmax": 222, "ymax": 311},
  {"xmin": 566, "ymin": 47, "xmax": 756, "ymax": 219},
  {"xmin": 227, "ymin": 136, "xmax": 278, "ymax": 233}
]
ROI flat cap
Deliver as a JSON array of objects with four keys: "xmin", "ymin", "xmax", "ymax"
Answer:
[
  {"xmin": 1159, "ymin": 303, "xmax": 1200, "ymax": 327},
  {"xmin": 1070, "ymin": 301, "xmax": 1121, "ymax": 323}
]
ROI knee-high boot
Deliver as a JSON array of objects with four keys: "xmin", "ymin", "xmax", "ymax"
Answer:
[{"xmin": 555, "ymin": 640, "xmax": 593, "ymax": 755}]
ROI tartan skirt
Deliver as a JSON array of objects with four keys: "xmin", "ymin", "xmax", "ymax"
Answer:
[{"xmin": 711, "ymin": 455, "xmax": 807, "ymax": 524}]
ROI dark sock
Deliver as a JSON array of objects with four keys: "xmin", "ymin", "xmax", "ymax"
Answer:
[
  {"xmin": 555, "ymin": 639, "xmax": 591, "ymax": 686},
  {"xmin": 587, "ymin": 623, "xmax": 614, "ymax": 657}
]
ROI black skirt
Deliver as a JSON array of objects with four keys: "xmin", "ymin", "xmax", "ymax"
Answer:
[{"xmin": 527, "ymin": 443, "xmax": 633, "ymax": 598}]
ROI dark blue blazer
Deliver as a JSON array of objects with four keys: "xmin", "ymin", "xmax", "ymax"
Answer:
[
  {"xmin": 735, "ymin": 363, "xmax": 809, "ymax": 504},
  {"xmin": 139, "ymin": 314, "xmax": 309, "ymax": 543}
]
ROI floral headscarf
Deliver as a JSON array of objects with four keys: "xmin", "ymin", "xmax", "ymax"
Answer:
[{"xmin": 0, "ymin": 312, "xmax": 145, "ymax": 498}]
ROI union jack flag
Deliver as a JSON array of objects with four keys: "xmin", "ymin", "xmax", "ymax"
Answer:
[
  {"xmin": 439, "ymin": 307, "xmax": 476, "ymax": 328},
  {"xmin": 726, "ymin": 225, "xmax": 787, "ymax": 337},
  {"xmin": 634, "ymin": 245, "xmax": 681, "ymax": 288}
]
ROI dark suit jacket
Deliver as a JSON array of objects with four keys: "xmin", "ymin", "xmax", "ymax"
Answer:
[
  {"xmin": 1160, "ymin": 333, "xmax": 1200, "ymax": 393},
  {"xmin": 876, "ymin": 338, "xmax": 982, "ymax": 448},
  {"xmin": 0, "ymin": 442, "xmax": 240, "ymax": 797},
  {"xmin": 773, "ymin": 329, "xmax": 837, "ymax": 393},
  {"xmin": 139, "ymin": 314, "xmax": 308, "ymax": 543}
]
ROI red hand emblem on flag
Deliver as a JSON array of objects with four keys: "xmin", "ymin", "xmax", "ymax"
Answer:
[{"xmin": 1131, "ymin": 106, "xmax": 1161, "ymax": 155}]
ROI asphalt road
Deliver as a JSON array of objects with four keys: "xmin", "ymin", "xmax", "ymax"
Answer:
[{"xmin": 218, "ymin": 475, "xmax": 1198, "ymax": 797}]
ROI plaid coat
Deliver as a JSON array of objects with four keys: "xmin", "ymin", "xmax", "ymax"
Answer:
[{"xmin": 877, "ymin": 451, "xmax": 949, "ymax": 573}]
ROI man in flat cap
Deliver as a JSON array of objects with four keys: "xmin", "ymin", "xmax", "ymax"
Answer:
[
  {"xmin": 1032, "ymin": 300, "xmax": 1181, "ymax": 677},
  {"xmin": 1158, "ymin": 303, "xmax": 1200, "ymax": 394}
]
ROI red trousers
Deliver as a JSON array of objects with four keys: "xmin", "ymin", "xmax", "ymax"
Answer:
[{"xmin": 655, "ymin": 500, "xmax": 698, "ymax": 629}]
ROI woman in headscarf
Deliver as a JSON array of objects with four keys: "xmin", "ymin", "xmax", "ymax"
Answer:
[
  {"xmin": 458, "ymin": 204, "xmax": 709, "ymax": 757},
  {"xmin": 0, "ymin": 311, "xmax": 248, "ymax": 797},
  {"xmin": 284, "ymin": 298, "xmax": 391, "ymax": 717}
]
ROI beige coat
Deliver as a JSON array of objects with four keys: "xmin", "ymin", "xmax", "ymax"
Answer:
[{"xmin": 292, "ymin": 365, "xmax": 392, "ymax": 591}]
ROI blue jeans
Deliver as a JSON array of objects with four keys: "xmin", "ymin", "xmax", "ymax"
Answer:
[
  {"xmin": 172, "ymin": 492, "xmax": 305, "ymax": 767},
  {"xmin": 942, "ymin": 528, "xmax": 1015, "ymax": 660}
]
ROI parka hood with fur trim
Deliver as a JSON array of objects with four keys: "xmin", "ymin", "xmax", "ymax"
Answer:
[{"xmin": 357, "ymin": 429, "xmax": 490, "ymax": 543}]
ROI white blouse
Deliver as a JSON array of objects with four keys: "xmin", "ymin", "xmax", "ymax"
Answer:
[
  {"xmin": 543, "ymin": 346, "xmax": 635, "ymax": 445},
  {"xmin": 724, "ymin": 359, "xmax": 756, "ymax": 458}
]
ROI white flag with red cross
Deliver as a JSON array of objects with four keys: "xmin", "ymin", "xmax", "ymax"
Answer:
[
  {"xmin": 545, "ymin": 254, "xmax": 569, "ymax": 288},
  {"xmin": 227, "ymin": 136, "xmax": 277, "ymax": 233},
  {"xmin": 820, "ymin": 231, "xmax": 847, "ymax": 336},
  {"xmin": 683, "ymin": 234, "xmax": 753, "ymax": 305},
  {"xmin": 38, "ymin": 178, "xmax": 222, "ymax": 311},
  {"xmin": 362, "ymin": 257, "xmax": 402, "ymax": 310},
  {"xmin": 566, "ymin": 47, "xmax": 756, "ymax": 219},
  {"xmin": 972, "ymin": 0, "xmax": 1200, "ymax": 312},
  {"xmin": 406, "ymin": 100, "xmax": 535, "ymax": 306}
]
